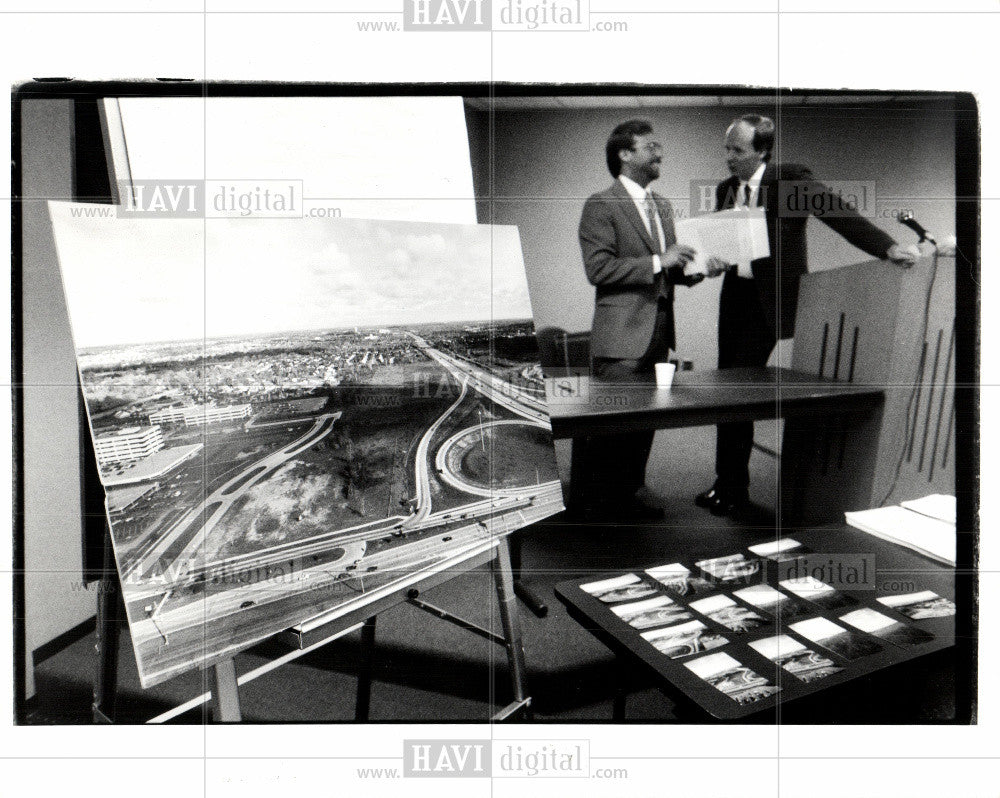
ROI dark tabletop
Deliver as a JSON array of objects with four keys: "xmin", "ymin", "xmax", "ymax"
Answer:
[{"xmin": 546, "ymin": 367, "xmax": 884, "ymax": 439}]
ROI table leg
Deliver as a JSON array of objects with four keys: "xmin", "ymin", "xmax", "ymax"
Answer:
[
  {"xmin": 567, "ymin": 436, "xmax": 589, "ymax": 517},
  {"xmin": 509, "ymin": 531, "xmax": 548, "ymax": 618},
  {"xmin": 612, "ymin": 657, "xmax": 628, "ymax": 721},
  {"xmin": 355, "ymin": 616, "xmax": 377, "ymax": 722}
]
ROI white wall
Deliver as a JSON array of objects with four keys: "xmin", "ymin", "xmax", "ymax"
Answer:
[{"xmin": 20, "ymin": 99, "xmax": 95, "ymax": 700}]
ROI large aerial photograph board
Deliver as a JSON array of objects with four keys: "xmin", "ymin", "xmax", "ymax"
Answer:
[{"xmin": 48, "ymin": 206, "xmax": 563, "ymax": 687}]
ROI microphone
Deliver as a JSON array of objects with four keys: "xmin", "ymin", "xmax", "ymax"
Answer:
[{"xmin": 897, "ymin": 212, "xmax": 936, "ymax": 245}]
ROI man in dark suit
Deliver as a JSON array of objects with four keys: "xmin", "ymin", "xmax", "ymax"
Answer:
[
  {"xmin": 696, "ymin": 114, "xmax": 918, "ymax": 517},
  {"xmin": 578, "ymin": 119, "xmax": 701, "ymax": 520}
]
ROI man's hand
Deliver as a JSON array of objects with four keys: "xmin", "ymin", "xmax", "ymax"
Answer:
[
  {"xmin": 662, "ymin": 243, "xmax": 696, "ymax": 269},
  {"xmin": 886, "ymin": 243, "xmax": 920, "ymax": 268},
  {"xmin": 666, "ymin": 264, "xmax": 704, "ymax": 287},
  {"xmin": 704, "ymin": 256, "xmax": 730, "ymax": 278}
]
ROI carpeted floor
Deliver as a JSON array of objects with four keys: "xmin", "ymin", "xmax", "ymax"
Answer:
[{"xmin": 24, "ymin": 425, "xmax": 957, "ymax": 725}]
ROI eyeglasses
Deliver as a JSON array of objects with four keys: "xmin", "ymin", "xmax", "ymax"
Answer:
[{"xmin": 631, "ymin": 142, "xmax": 663, "ymax": 154}]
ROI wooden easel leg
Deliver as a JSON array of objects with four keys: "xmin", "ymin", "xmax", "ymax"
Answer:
[
  {"xmin": 212, "ymin": 659, "xmax": 242, "ymax": 722},
  {"xmin": 493, "ymin": 538, "xmax": 532, "ymax": 720},
  {"xmin": 354, "ymin": 616, "xmax": 377, "ymax": 722},
  {"xmin": 92, "ymin": 523, "xmax": 121, "ymax": 724}
]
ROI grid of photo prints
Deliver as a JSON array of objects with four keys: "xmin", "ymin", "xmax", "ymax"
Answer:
[{"xmin": 579, "ymin": 537, "xmax": 955, "ymax": 712}]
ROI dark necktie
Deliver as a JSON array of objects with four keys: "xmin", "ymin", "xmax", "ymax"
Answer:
[
  {"xmin": 741, "ymin": 182, "xmax": 751, "ymax": 208},
  {"xmin": 645, "ymin": 192, "xmax": 672, "ymax": 298},
  {"xmin": 644, "ymin": 192, "xmax": 663, "ymax": 253}
]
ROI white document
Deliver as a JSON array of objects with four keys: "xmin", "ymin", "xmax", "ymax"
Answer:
[
  {"xmin": 844, "ymin": 505, "xmax": 956, "ymax": 566},
  {"xmin": 674, "ymin": 207, "xmax": 770, "ymax": 275},
  {"xmin": 900, "ymin": 494, "xmax": 956, "ymax": 524}
]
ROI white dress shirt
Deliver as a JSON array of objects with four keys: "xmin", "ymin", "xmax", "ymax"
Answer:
[
  {"xmin": 734, "ymin": 162, "xmax": 767, "ymax": 278},
  {"xmin": 618, "ymin": 174, "xmax": 666, "ymax": 273}
]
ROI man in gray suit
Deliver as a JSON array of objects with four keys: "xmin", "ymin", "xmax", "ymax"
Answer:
[{"xmin": 577, "ymin": 118, "xmax": 702, "ymax": 520}]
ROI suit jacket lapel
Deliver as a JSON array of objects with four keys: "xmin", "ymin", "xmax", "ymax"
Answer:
[
  {"xmin": 720, "ymin": 167, "xmax": 773, "ymax": 210},
  {"xmin": 757, "ymin": 163, "xmax": 777, "ymax": 210},
  {"xmin": 610, "ymin": 180, "xmax": 658, "ymax": 254}
]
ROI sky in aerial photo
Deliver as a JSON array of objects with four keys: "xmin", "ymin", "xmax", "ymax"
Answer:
[{"xmin": 49, "ymin": 207, "xmax": 533, "ymax": 348}]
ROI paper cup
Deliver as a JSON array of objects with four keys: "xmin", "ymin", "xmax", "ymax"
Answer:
[{"xmin": 655, "ymin": 362, "xmax": 676, "ymax": 389}]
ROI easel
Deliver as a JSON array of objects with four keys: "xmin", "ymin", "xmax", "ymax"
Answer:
[
  {"xmin": 91, "ymin": 522, "xmax": 123, "ymax": 723},
  {"xmin": 92, "ymin": 533, "xmax": 531, "ymax": 723}
]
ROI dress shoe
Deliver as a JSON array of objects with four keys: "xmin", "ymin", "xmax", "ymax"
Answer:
[
  {"xmin": 695, "ymin": 484, "xmax": 725, "ymax": 509},
  {"xmin": 708, "ymin": 487, "xmax": 751, "ymax": 518}
]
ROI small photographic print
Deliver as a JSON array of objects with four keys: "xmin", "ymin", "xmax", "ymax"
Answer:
[
  {"xmin": 840, "ymin": 608, "xmax": 935, "ymax": 648},
  {"xmin": 580, "ymin": 573, "xmax": 658, "ymax": 604},
  {"xmin": 645, "ymin": 562, "xmax": 715, "ymax": 597},
  {"xmin": 684, "ymin": 651, "xmax": 781, "ymax": 706},
  {"xmin": 749, "ymin": 635, "xmax": 844, "ymax": 683},
  {"xmin": 689, "ymin": 594, "xmax": 770, "ymax": 634},
  {"xmin": 748, "ymin": 537, "xmax": 811, "ymax": 563},
  {"xmin": 779, "ymin": 576, "xmax": 858, "ymax": 611},
  {"xmin": 641, "ymin": 620, "xmax": 728, "ymax": 659},
  {"xmin": 789, "ymin": 616, "xmax": 883, "ymax": 661},
  {"xmin": 610, "ymin": 595, "xmax": 693, "ymax": 630},
  {"xmin": 696, "ymin": 553, "xmax": 761, "ymax": 584},
  {"xmin": 877, "ymin": 590, "xmax": 956, "ymax": 620},
  {"xmin": 733, "ymin": 584, "xmax": 812, "ymax": 622}
]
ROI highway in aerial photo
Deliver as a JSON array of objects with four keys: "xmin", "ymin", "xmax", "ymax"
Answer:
[{"xmin": 114, "ymin": 329, "xmax": 562, "ymax": 688}]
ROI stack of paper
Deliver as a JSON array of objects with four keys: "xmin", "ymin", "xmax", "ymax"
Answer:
[
  {"xmin": 844, "ymin": 497, "xmax": 956, "ymax": 566},
  {"xmin": 674, "ymin": 207, "xmax": 769, "ymax": 276},
  {"xmin": 900, "ymin": 494, "xmax": 956, "ymax": 524}
]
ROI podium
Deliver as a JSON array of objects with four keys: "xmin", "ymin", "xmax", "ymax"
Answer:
[{"xmin": 781, "ymin": 255, "xmax": 955, "ymax": 522}]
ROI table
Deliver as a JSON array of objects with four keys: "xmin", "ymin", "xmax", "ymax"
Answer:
[
  {"xmin": 546, "ymin": 367, "xmax": 883, "ymax": 438},
  {"xmin": 555, "ymin": 526, "xmax": 958, "ymax": 722},
  {"xmin": 545, "ymin": 367, "xmax": 885, "ymax": 517}
]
